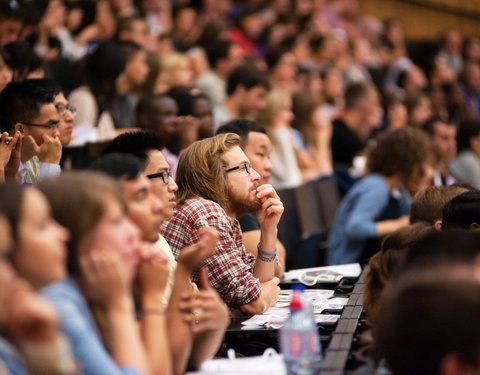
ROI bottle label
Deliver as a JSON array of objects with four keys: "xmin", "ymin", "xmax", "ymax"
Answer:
[
  {"xmin": 308, "ymin": 331, "xmax": 319, "ymax": 355},
  {"xmin": 289, "ymin": 332, "xmax": 302, "ymax": 357}
]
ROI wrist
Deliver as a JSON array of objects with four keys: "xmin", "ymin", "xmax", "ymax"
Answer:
[
  {"xmin": 177, "ymin": 260, "xmax": 195, "ymax": 274},
  {"xmin": 107, "ymin": 295, "xmax": 134, "ymax": 315},
  {"xmin": 141, "ymin": 292, "xmax": 164, "ymax": 309},
  {"xmin": 140, "ymin": 307, "xmax": 166, "ymax": 318},
  {"xmin": 258, "ymin": 233, "xmax": 277, "ymax": 254},
  {"xmin": 257, "ymin": 243, "xmax": 277, "ymax": 262},
  {"xmin": 39, "ymin": 155, "xmax": 60, "ymax": 164}
]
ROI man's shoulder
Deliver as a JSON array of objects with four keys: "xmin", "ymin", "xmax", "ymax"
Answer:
[{"xmin": 179, "ymin": 198, "xmax": 226, "ymax": 215}]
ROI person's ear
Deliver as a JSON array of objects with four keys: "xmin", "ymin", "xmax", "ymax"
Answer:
[
  {"xmin": 13, "ymin": 122, "xmax": 24, "ymax": 135},
  {"xmin": 470, "ymin": 222, "xmax": 480, "ymax": 230},
  {"xmin": 434, "ymin": 220, "xmax": 442, "ymax": 231}
]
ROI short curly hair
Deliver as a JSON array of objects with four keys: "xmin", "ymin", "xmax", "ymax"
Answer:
[{"xmin": 367, "ymin": 127, "xmax": 430, "ymax": 184}]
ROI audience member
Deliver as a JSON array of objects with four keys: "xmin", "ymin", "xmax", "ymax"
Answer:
[
  {"xmin": 0, "ymin": 80, "xmax": 62, "ymax": 185},
  {"xmin": 4, "ymin": 41, "xmax": 44, "ymax": 81},
  {"xmin": 0, "ymin": 0, "xmax": 25, "ymax": 46},
  {"xmin": 216, "ymin": 119, "xmax": 286, "ymax": 277},
  {"xmin": 110, "ymin": 41, "xmax": 150, "ymax": 130},
  {"xmin": 161, "ymin": 133, "xmax": 282, "ymax": 314},
  {"xmin": 375, "ymin": 276, "xmax": 480, "ymax": 375},
  {"xmin": 39, "ymin": 172, "xmax": 154, "ymax": 374},
  {"xmin": 1, "ymin": 176, "xmax": 149, "ymax": 374},
  {"xmin": 135, "ymin": 93, "xmax": 182, "ymax": 176},
  {"xmin": 331, "ymin": 82, "xmax": 381, "ymax": 193},
  {"xmin": 195, "ymin": 39, "xmax": 244, "ymax": 107},
  {"xmin": 156, "ymin": 52, "xmax": 195, "ymax": 94},
  {"xmin": 409, "ymin": 185, "xmax": 470, "ymax": 229},
  {"xmin": 448, "ymin": 119, "xmax": 480, "ymax": 188},
  {"xmin": 404, "ymin": 91, "xmax": 433, "ymax": 128},
  {"xmin": 441, "ymin": 190, "xmax": 480, "ymax": 230},
  {"xmin": 168, "ymin": 86, "xmax": 214, "ymax": 141},
  {"xmin": 459, "ymin": 61, "xmax": 480, "ymax": 117},
  {"xmin": 365, "ymin": 222, "xmax": 431, "ymax": 325},
  {"xmin": 116, "ymin": 16, "xmax": 154, "ymax": 51},
  {"xmin": 327, "ymin": 127, "xmax": 430, "ymax": 265},
  {"xmin": 0, "ymin": 186, "xmax": 77, "ymax": 375},
  {"xmin": 0, "ymin": 47, "xmax": 12, "ymax": 91},
  {"xmin": 401, "ymin": 228, "xmax": 480, "ymax": 274},
  {"xmin": 68, "ymin": 41, "xmax": 127, "ymax": 144},
  {"xmin": 422, "ymin": 117, "xmax": 457, "ymax": 186},
  {"xmin": 437, "ymin": 28, "xmax": 463, "ymax": 75},
  {"xmin": 31, "ymin": 78, "xmax": 76, "ymax": 146},
  {"xmin": 213, "ymin": 64, "xmax": 269, "ymax": 130},
  {"xmin": 256, "ymin": 88, "xmax": 302, "ymax": 189}
]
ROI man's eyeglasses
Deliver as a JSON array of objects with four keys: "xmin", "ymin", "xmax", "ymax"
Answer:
[
  {"xmin": 55, "ymin": 103, "xmax": 77, "ymax": 117},
  {"xmin": 146, "ymin": 170, "xmax": 172, "ymax": 184},
  {"xmin": 225, "ymin": 162, "xmax": 252, "ymax": 174},
  {"xmin": 21, "ymin": 120, "xmax": 60, "ymax": 130}
]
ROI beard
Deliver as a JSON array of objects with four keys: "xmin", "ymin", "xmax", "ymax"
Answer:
[{"xmin": 227, "ymin": 184, "xmax": 262, "ymax": 217}]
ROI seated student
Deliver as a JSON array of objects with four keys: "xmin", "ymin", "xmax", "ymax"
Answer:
[
  {"xmin": 0, "ymin": 208, "xmax": 76, "ymax": 375},
  {"xmin": 409, "ymin": 185, "xmax": 470, "ymax": 230},
  {"xmin": 90, "ymin": 153, "xmax": 229, "ymax": 374},
  {"xmin": 330, "ymin": 82, "xmax": 381, "ymax": 194},
  {"xmin": 365, "ymin": 222, "xmax": 431, "ymax": 325},
  {"xmin": 101, "ymin": 131, "xmax": 179, "ymax": 305},
  {"xmin": 167, "ymin": 86, "xmax": 214, "ymax": 141},
  {"xmin": 161, "ymin": 133, "xmax": 283, "ymax": 315},
  {"xmin": 400, "ymin": 229, "xmax": 480, "ymax": 275},
  {"xmin": 441, "ymin": 190, "xmax": 480, "ymax": 230},
  {"xmin": 327, "ymin": 127, "xmax": 431, "ymax": 265},
  {"xmin": 421, "ymin": 117, "xmax": 457, "ymax": 186},
  {"xmin": 135, "ymin": 94, "xmax": 181, "ymax": 177},
  {"xmin": 216, "ymin": 119, "xmax": 286, "ymax": 277},
  {"xmin": 375, "ymin": 275, "xmax": 480, "ymax": 375},
  {"xmin": 448, "ymin": 119, "xmax": 480, "ymax": 189},
  {"xmin": 1, "ymin": 178, "xmax": 150, "ymax": 375},
  {"xmin": 31, "ymin": 79, "xmax": 77, "ymax": 146},
  {"xmin": 0, "ymin": 81, "xmax": 62, "ymax": 185}
]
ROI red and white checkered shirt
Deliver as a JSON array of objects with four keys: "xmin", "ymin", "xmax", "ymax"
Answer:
[{"xmin": 160, "ymin": 198, "xmax": 261, "ymax": 308}]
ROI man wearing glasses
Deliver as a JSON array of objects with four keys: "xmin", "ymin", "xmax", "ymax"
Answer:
[
  {"xmin": 32, "ymin": 79, "xmax": 76, "ymax": 146},
  {"xmin": 101, "ymin": 130, "xmax": 179, "ymax": 305},
  {"xmin": 216, "ymin": 119, "xmax": 286, "ymax": 277},
  {"xmin": 0, "ymin": 80, "xmax": 63, "ymax": 184},
  {"xmin": 161, "ymin": 133, "xmax": 283, "ymax": 315}
]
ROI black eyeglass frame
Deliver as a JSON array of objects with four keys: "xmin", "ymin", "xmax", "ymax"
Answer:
[
  {"xmin": 20, "ymin": 120, "xmax": 61, "ymax": 129},
  {"xmin": 225, "ymin": 162, "xmax": 252, "ymax": 174},
  {"xmin": 146, "ymin": 170, "xmax": 172, "ymax": 184}
]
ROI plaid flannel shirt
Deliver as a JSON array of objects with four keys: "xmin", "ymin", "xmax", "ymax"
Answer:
[{"xmin": 160, "ymin": 198, "xmax": 261, "ymax": 308}]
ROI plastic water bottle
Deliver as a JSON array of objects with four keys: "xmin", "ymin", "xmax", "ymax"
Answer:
[{"xmin": 279, "ymin": 290, "xmax": 322, "ymax": 375}]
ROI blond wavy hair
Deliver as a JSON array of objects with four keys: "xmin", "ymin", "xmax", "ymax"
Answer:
[{"xmin": 176, "ymin": 133, "xmax": 240, "ymax": 211}]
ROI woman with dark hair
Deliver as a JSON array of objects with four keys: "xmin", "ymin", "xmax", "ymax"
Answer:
[
  {"xmin": 364, "ymin": 222, "xmax": 431, "ymax": 325},
  {"xmin": 167, "ymin": 85, "xmax": 214, "ymax": 141},
  {"xmin": 0, "ymin": 47, "xmax": 12, "ymax": 91},
  {"xmin": 326, "ymin": 127, "xmax": 431, "ymax": 265},
  {"xmin": 4, "ymin": 41, "xmax": 44, "ymax": 81},
  {"xmin": 448, "ymin": 119, "xmax": 480, "ymax": 189},
  {"xmin": 68, "ymin": 41, "xmax": 128, "ymax": 144}
]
